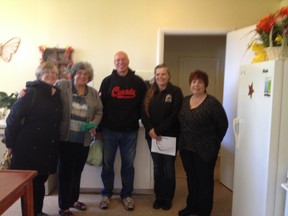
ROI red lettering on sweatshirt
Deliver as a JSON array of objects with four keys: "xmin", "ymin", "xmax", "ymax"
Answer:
[{"xmin": 111, "ymin": 86, "xmax": 136, "ymax": 99}]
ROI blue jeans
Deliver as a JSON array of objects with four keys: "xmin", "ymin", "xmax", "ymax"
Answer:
[{"xmin": 101, "ymin": 128, "xmax": 138, "ymax": 199}]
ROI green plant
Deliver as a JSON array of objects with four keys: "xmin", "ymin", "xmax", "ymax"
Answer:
[{"xmin": 0, "ymin": 91, "xmax": 18, "ymax": 109}]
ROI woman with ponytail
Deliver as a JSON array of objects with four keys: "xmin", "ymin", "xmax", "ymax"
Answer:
[{"xmin": 141, "ymin": 64, "xmax": 183, "ymax": 211}]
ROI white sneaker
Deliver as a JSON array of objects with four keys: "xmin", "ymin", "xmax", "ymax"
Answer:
[
  {"xmin": 99, "ymin": 196, "xmax": 111, "ymax": 210},
  {"xmin": 122, "ymin": 197, "xmax": 134, "ymax": 210}
]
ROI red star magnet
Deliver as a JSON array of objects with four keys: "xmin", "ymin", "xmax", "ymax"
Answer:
[{"xmin": 248, "ymin": 82, "xmax": 254, "ymax": 98}]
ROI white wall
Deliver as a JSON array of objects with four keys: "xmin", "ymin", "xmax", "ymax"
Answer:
[{"xmin": 0, "ymin": 0, "xmax": 279, "ymax": 94}]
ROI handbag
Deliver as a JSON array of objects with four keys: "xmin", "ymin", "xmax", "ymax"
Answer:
[
  {"xmin": 0, "ymin": 150, "xmax": 12, "ymax": 170},
  {"xmin": 86, "ymin": 138, "xmax": 103, "ymax": 167}
]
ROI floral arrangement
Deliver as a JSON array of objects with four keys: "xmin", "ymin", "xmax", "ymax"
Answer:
[
  {"xmin": 255, "ymin": 6, "xmax": 288, "ymax": 47},
  {"xmin": 250, "ymin": 6, "xmax": 288, "ymax": 62}
]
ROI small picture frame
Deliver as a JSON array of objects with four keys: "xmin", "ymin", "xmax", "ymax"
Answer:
[{"xmin": 39, "ymin": 46, "xmax": 73, "ymax": 75}]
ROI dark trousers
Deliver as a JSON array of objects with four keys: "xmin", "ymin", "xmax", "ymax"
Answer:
[
  {"xmin": 58, "ymin": 141, "xmax": 89, "ymax": 210},
  {"xmin": 147, "ymin": 137, "xmax": 176, "ymax": 201},
  {"xmin": 21, "ymin": 174, "xmax": 48, "ymax": 215},
  {"xmin": 180, "ymin": 150, "xmax": 217, "ymax": 216}
]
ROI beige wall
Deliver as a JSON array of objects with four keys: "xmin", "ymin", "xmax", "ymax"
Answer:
[
  {"xmin": 0, "ymin": 0, "xmax": 280, "ymax": 93},
  {"xmin": 281, "ymin": 0, "xmax": 288, "ymax": 7}
]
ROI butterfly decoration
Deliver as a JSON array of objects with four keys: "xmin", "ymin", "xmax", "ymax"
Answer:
[{"xmin": 0, "ymin": 37, "xmax": 21, "ymax": 62}]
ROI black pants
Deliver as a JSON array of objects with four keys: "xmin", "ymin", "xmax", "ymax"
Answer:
[
  {"xmin": 147, "ymin": 137, "xmax": 176, "ymax": 201},
  {"xmin": 180, "ymin": 150, "xmax": 217, "ymax": 216},
  {"xmin": 58, "ymin": 141, "xmax": 89, "ymax": 210},
  {"xmin": 21, "ymin": 174, "xmax": 48, "ymax": 215}
]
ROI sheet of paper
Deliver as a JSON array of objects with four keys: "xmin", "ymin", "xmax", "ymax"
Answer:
[{"xmin": 151, "ymin": 136, "xmax": 176, "ymax": 156}]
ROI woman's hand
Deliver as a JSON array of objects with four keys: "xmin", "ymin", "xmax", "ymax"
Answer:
[
  {"xmin": 18, "ymin": 88, "xmax": 27, "ymax": 98},
  {"xmin": 89, "ymin": 128, "xmax": 96, "ymax": 139},
  {"xmin": 149, "ymin": 128, "xmax": 161, "ymax": 141},
  {"xmin": 7, "ymin": 148, "xmax": 12, "ymax": 156}
]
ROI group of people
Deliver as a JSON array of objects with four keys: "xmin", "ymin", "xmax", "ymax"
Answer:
[
  {"xmin": 3, "ymin": 50, "xmax": 228, "ymax": 216},
  {"xmin": 141, "ymin": 63, "xmax": 228, "ymax": 216}
]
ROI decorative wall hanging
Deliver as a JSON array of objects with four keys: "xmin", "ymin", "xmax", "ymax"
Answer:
[
  {"xmin": 39, "ymin": 46, "xmax": 73, "ymax": 75},
  {"xmin": 0, "ymin": 37, "xmax": 21, "ymax": 62}
]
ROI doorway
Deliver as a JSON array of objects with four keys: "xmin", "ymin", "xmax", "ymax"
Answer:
[{"xmin": 163, "ymin": 34, "xmax": 227, "ymax": 101}]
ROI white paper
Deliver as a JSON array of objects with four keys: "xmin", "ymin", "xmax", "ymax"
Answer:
[{"xmin": 151, "ymin": 136, "xmax": 176, "ymax": 156}]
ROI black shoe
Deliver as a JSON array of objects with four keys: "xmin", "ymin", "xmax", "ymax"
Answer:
[
  {"xmin": 162, "ymin": 200, "xmax": 172, "ymax": 210},
  {"xmin": 178, "ymin": 207, "xmax": 194, "ymax": 216},
  {"xmin": 59, "ymin": 209, "xmax": 75, "ymax": 216},
  {"xmin": 153, "ymin": 199, "xmax": 162, "ymax": 209}
]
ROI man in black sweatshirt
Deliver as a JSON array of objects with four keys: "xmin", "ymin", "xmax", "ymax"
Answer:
[{"xmin": 98, "ymin": 51, "xmax": 147, "ymax": 211}]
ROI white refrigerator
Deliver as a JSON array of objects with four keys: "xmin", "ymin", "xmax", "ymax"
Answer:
[{"xmin": 232, "ymin": 60, "xmax": 288, "ymax": 216}]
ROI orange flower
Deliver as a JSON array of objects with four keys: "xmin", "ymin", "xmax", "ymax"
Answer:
[
  {"xmin": 278, "ymin": 6, "xmax": 288, "ymax": 17},
  {"xmin": 256, "ymin": 14, "xmax": 275, "ymax": 33},
  {"xmin": 38, "ymin": 45, "xmax": 46, "ymax": 52},
  {"xmin": 65, "ymin": 46, "xmax": 73, "ymax": 54}
]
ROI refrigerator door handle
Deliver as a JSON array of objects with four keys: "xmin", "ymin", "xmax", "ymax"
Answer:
[{"xmin": 233, "ymin": 118, "xmax": 240, "ymax": 148}]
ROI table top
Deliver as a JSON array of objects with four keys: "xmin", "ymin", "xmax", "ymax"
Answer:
[{"xmin": 0, "ymin": 170, "xmax": 37, "ymax": 201}]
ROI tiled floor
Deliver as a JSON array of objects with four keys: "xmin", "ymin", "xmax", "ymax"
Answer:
[{"xmin": 3, "ymin": 156, "xmax": 232, "ymax": 216}]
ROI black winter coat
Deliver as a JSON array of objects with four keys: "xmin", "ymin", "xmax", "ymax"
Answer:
[{"xmin": 5, "ymin": 81, "xmax": 62, "ymax": 175}]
